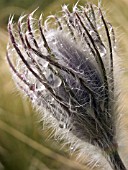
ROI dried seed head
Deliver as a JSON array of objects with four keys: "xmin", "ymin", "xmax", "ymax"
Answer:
[{"xmin": 6, "ymin": 2, "xmax": 126, "ymax": 170}]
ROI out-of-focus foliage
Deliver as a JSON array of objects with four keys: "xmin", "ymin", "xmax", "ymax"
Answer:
[
  {"xmin": 0, "ymin": 0, "xmax": 84, "ymax": 28},
  {"xmin": 0, "ymin": 0, "xmax": 128, "ymax": 170}
]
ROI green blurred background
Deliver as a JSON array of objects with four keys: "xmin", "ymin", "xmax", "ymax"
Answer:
[{"xmin": 0, "ymin": 0, "xmax": 128, "ymax": 170}]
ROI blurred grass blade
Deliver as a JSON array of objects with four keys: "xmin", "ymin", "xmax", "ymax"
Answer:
[{"xmin": 0, "ymin": 120, "xmax": 86, "ymax": 170}]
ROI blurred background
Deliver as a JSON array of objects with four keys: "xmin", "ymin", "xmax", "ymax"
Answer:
[{"xmin": 0, "ymin": 0, "xmax": 128, "ymax": 170}]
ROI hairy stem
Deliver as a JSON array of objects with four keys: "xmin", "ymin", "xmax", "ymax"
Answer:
[{"xmin": 109, "ymin": 151, "xmax": 126, "ymax": 170}]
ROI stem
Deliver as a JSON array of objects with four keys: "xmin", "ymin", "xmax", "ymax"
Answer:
[{"xmin": 109, "ymin": 151, "xmax": 127, "ymax": 170}]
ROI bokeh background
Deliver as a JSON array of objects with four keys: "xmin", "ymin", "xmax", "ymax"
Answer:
[{"xmin": 0, "ymin": 0, "xmax": 128, "ymax": 170}]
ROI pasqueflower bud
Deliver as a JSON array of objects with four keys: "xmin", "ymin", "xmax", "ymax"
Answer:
[{"xmin": 7, "ymin": 3, "xmax": 126, "ymax": 170}]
